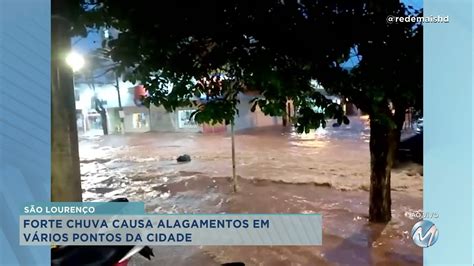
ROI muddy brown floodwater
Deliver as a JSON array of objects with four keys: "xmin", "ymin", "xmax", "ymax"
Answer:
[{"xmin": 79, "ymin": 116, "xmax": 423, "ymax": 266}]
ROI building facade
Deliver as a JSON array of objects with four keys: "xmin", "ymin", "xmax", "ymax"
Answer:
[
  {"xmin": 74, "ymin": 81, "xmax": 151, "ymax": 135},
  {"xmin": 74, "ymin": 81, "xmax": 284, "ymax": 135}
]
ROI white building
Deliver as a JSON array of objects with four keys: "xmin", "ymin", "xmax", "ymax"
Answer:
[
  {"xmin": 74, "ymin": 80, "xmax": 151, "ymax": 135},
  {"xmin": 74, "ymin": 81, "xmax": 285, "ymax": 135},
  {"xmin": 72, "ymin": 28, "xmax": 287, "ymax": 135}
]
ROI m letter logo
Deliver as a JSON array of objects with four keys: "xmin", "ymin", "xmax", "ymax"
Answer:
[{"xmin": 411, "ymin": 220, "xmax": 439, "ymax": 248}]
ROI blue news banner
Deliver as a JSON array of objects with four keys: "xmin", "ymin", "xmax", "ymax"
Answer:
[{"xmin": 19, "ymin": 203, "xmax": 322, "ymax": 246}]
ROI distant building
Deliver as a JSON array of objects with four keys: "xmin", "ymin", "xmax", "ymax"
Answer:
[
  {"xmin": 74, "ymin": 80, "xmax": 151, "ymax": 135},
  {"xmin": 72, "ymin": 28, "xmax": 289, "ymax": 135},
  {"xmin": 232, "ymin": 92, "xmax": 283, "ymax": 132},
  {"xmin": 74, "ymin": 81, "xmax": 285, "ymax": 135}
]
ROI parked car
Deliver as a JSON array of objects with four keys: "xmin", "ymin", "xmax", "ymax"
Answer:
[
  {"xmin": 415, "ymin": 117, "xmax": 423, "ymax": 133},
  {"xmin": 397, "ymin": 131, "xmax": 423, "ymax": 164}
]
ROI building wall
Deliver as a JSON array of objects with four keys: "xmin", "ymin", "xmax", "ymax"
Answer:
[
  {"xmin": 233, "ymin": 93, "xmax": 256, "ymax": 131},
  {"xmin": 149, "ymin": 105, "xmax": 202, "ymax": 133},
  {"xmin": 106, "ymin": 108, "xmax": 122, "ymax": 134},
  {"xmin": 147, "ymin": 95, "xmax": 283, "ymax": 134},
  {"xmin": 232, "ymin": 93, "xmax": 282, "ymax": 132},
  {"xmin": 123, "ymin": 106, "xmax": 150, "ymax": 133},
  {"xmin": 202, "ymin": 123, "xmax": 227, "ymax": 133}
]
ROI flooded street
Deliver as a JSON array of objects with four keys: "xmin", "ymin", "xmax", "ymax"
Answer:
[{"xmin": 79, "ymin": 116, "xmax": 423, "ymax": 266}]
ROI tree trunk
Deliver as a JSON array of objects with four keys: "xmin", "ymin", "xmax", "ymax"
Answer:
[
  {"xmin": 95, "ymin": 98, "xmax": 108, "ymax": 135},
  {"xmin": 229, "ymin": 81, "xmax": 238, "ymax": 192},
  {"xmin": 115, "ymin": 74, "xmax": 125, "ymax": 134},
  {"xmin": 231, "ymin": 121, "xmax": 237, "ymax": 192},
  {"xmin": 368, "ymin": 118, "xmax": 397, "ymax": 223},
  {"xmin": 51, "ymin": 9, "xmax": 82, "ymax": 202},
  {"xmin": 100, "ymin": 112, "xmax": 108, "ymax": 135},
  {"xmin": 287, "ymin": 102, "xmax": 292, "ymax": 122},
  {"xmin": 281, "ymin": 101, "xmax": 288, "ymax": 127}
]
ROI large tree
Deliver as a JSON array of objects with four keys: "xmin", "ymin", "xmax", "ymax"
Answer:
[
  {"xmin": 319, "ymin": 6, "xmax": 423, "ymax": 221},
  {"xmin": 70, "ymin": 0, "xmax": 422, "ymax": 222}
]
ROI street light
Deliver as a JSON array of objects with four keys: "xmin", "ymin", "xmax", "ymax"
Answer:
[
  {"xmin": 65, "ymin": 51, "xmax": 86, "ymax": 134},
  {"xmin": 66, "ymin": 51, "xmax": 85, "ymax": 72}
]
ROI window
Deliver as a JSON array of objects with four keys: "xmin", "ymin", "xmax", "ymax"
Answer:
[
  {"xmin": 132, "ymin": 113, "xmax": 148, "ymax": 129},
  {"xmin": 178, "ymin": 110, "xmax": 198, "ymax": 128}
]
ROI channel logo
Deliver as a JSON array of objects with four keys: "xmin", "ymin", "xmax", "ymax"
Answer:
[{"xmin": 411, "ymin": 220, "xmax": 439, "ymax": 248}]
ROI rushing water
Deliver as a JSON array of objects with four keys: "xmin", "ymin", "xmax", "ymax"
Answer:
[{"xmin": 79, "ymin": 116, "xmax": 423, "ymax": 265}]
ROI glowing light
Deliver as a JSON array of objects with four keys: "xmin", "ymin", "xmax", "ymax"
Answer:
[{"xmin": 66, "ymin": 51, "xmax": 85, "ymax": 72}]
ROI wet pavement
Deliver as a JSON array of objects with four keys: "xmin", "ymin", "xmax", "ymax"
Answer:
[{"xmin": 79, "ymin": 116, "xmax": 423, "ymax": 266}]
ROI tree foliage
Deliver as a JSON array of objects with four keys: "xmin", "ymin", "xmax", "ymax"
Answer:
[
  {"xmin": 320, "ymin": 5, "xmax": 423, "ymax": 129},
  {"xmin": 67, "ymin": 1, "xmax": 422, "ymax": 122},
  {"xmin": 69, "ymin": 0, "xmax": 382, "ymax": 127}
]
